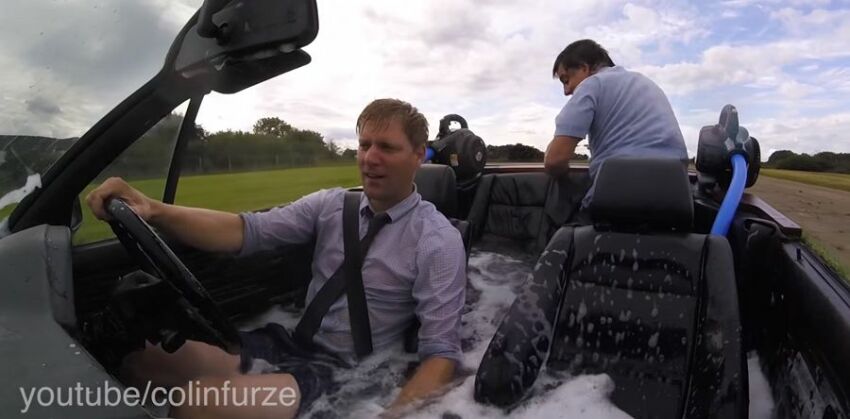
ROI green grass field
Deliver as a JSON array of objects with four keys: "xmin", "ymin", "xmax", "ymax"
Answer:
[
  {"xmin": 761, "ymin": 169, "xmax": 850, "ymax": 193},
  {"xmin": 5, "ymin": 164, "xmax": 848, "ymax": 279},
  {"xmin": 2, "ymin": 165, "xmax": 360, "ymax": 244},
  {"xmin": 803, "ymin": 234, "xmax": 850, "ymax": 281}
]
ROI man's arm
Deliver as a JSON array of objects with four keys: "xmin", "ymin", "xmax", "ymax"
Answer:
[
  {"xmin": 548, "ymin": 75, "xmax": 596, "ymax": 177},
  {"xmin": 386, "ymin": 226, "xmax": 465, "ymax": 413},
  {"xmin": 388, "ymin": 356, "xmax": 455, "ymax": 409},
  {"xmin": 544, "ymin": 135, "xmax": 581, "ymax": 177},
  {"xmin": 148, "ymin": 203, "xmax": 244, "ymax": 254},
  {"xmin": 86, "ymin": 177, "xmax": 244, "ymax": 253}
]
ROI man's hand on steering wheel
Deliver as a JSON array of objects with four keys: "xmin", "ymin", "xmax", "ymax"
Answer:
[
  {"xmin": 95, "ymin": 188, "xmax": 241, "ymax": 355},
  {"xmin": 86, "ymin": 177, "xmax": 159, "ymax": 222}
]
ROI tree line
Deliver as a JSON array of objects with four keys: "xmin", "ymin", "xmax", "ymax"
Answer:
[
  {"xmin": 104, "ymin": 115, "xmax": 566, "ymax": 179},
  {"xmin": 3, "ymin": 115, "xmax": 589, "ymax": 190},
  {"xmin": 100, "ymin": 115, "xmax": 356, "ymax": 180},
  {"xmin": 485, "ymin": 143, "xmax": 586, "ymax": 162},
  {"xmin": 766, "ymin": 150, "xmax": 850, "ymax": 174}
]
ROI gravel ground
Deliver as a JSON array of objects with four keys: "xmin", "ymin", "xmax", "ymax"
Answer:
[{"xmin": 750, "ymin": 175, "xmax": 850, "ymax": 272}]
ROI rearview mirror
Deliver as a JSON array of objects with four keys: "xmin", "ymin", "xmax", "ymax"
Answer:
[{"xmin": 169, "ymin": 0, "xmax": 318, "ymax": 94}]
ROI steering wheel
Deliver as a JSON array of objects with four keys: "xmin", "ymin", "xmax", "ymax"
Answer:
[{"xmin": 105, "ymin": 198, "xmax": 241, "ymax": 354}]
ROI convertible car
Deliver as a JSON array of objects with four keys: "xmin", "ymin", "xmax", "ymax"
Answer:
[{"xmin": 1, "ymin": 1, "xmax": 848, "ymax": 418}]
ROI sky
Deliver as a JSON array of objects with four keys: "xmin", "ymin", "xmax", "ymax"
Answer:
[{"xmin": 3, "ymin": 0, "xmax": 850, "ymax": 160}]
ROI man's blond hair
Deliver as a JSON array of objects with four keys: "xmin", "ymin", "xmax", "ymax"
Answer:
[{"xmin": 356, "ymin": 98, "xmax": 429, "ymax": 149}]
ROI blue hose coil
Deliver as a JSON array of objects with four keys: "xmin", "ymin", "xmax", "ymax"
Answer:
[{"xmin": 710, "ymin": 154, "xmax": 748, "ymax": 236}]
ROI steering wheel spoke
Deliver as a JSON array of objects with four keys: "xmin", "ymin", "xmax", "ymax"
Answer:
[{"xmin": 105, "ymin": 198, "xmax": 241, "ymax": 354}]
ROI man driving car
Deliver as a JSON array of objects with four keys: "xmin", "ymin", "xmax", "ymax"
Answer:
[{"xmin": 86, "ymin": 98, "xmax": 466, "ymax": 419}]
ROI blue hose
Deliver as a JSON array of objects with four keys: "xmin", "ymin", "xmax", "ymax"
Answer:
[{"xmin": 710, "ymin": 154, "xmax": 748, "ymax": 236}]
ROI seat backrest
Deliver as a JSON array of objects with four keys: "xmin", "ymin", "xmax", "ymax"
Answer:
[
  {"xmin": 466, "ymin": 171, "xmax": 589, "ymax": 252},
  {"xmin": 414, "ymin": 164, "xmax": 458, "ymax": 218},
  {"xmin": 561, "ymin": 158, "xmax": 743, "ymax": 416},
  {"xmin": 414, "ymin": 164, "xmax": 470, "ymax": 255},
  {"xmin": 475, "ymin": 158, "xmax": 745, "ymax": 417}
]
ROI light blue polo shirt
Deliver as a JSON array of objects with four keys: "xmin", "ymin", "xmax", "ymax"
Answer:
[{"xmin": 555, "ymin": 66, "xmax": 688, "ymax": 207}]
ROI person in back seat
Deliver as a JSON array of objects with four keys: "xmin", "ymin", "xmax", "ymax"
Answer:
[
  {"xmin": 86, "ymin": 98, "xmax": 466, "ymax": 419},
  {"xmin": 543, "ymin": 39, "xmax": 689, "ymax": 220}
]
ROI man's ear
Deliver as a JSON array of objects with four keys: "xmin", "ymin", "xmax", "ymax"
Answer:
[{"xmin": 414, "ymin": 144, "xmax": 426, "ymax": 162}]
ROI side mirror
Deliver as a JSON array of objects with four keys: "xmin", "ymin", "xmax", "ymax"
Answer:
[{"xmin": 168, "ymin": 0, "xmax": 319, "ymax": 94}]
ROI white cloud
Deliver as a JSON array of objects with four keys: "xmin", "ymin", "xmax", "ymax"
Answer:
[
  {"xmin": 636, "ymin": 6, "xmax": 850, "ymax": 94},
  {"xmin": 637, "ymin": 36, "xmax": 850, "ymax": 97},
  {"xmin": 750, "ymin": 112, "xmax": 850, "ymax": 155},
  {"xmin": 777, "ymin": 81, "xmax": 823, "ymax": 99},
  {"xmin": 588, "ymin": 3, "xmax": 708, "ymax": 65},
  {"xmin": 722, "ymin": 0, "xmax": 832, "ymax": 8},
  {"xmin": 0, "ymin": 0, "xmax": 197, "ymax": 137}
]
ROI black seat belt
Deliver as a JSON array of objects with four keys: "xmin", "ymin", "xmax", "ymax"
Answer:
[{"xmin": 294, "ymin": 191, "xmax": 389, "ymax": 358}]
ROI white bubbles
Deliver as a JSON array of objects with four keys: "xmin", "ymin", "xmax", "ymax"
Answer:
[
  {"xmin": 243, "ymin": 238, "xmax": 634, "ymax": 418},
  {"xmin": 648, "ymin": 332, "xmax": 660, "ymax": 348}
]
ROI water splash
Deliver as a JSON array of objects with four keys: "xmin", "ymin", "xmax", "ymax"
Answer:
[{"xmin": 243, "ymin": 237, "xmax": 631, "ymax": 418}]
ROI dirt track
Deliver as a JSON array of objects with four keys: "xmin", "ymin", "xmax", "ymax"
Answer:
[{"xmin": 749, "ymin": 176, "xmax": 850, "ymax": 270}]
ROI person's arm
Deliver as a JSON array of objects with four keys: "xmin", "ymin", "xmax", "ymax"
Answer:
[
  {"xmin": 148, "ymin": 203, "xmax": 244, "ymax": 253},
  {"xmin": 385, "ymin": 226, "xmax": 466, "ymax": 413},
  {"xmin": 546, "ymin": 76, "xmax": 598, "ymax": 176},
  {"xmin": 86, "ymin": 177, "xmax": 244, "ymax": 253},
  {"xmin": 86, "ymin": 177, "xmax": 327, "ymax": 255},
  {"xmin": 544, "ymin": 135, "xmax": 581, "ymax": 177}
]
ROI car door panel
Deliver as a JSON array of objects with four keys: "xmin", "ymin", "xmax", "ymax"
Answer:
[{"xmin": 0, "ymin": 225, "xmax": 146, "ymax": 418}]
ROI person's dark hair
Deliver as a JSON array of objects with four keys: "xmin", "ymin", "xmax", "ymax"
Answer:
[
  {"xmin": 356, "ymin": 98, "xmax": 429, "ymax": 149},
  {"xmin": 552, "ymin": 39, "xmax": 615, "ymax": 76}
]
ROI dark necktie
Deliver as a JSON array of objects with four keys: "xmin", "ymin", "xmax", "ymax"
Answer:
[{"xmin": 294, "ymin": 211, "xmax": 391, "ymax": 355}]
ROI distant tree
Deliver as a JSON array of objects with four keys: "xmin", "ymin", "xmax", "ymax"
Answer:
[
  {"xmin": 486, "ymin": 143, "xmax": 544, "ymax": 162},
  {"xmin": 341, "ymin": 148, "xmax": 357, "ymax": 160},
  {"xmin": 253, "ymin": 117, "xmax": 293, "ymax": 138},
  {"xmin": 290, "ymin": 129, "xmax": 325, "ymax": 146},
  {"xmin": 775, "ymin": 154, "xmax": 830, "ymax": 172},
  {"xmin": 325, "ymin": 139, "xmax": 344, "ymax": 157},
  {"xmin": 194, "ymin": 123, "xmax": 210, "ymax": 141},
  {"xmin": 766, "ymin": 150, "xmax": 796, "ymax": 166},
  {"xmin": 765, "ymin": 150, "xmax": 850, "ymax": 173}
]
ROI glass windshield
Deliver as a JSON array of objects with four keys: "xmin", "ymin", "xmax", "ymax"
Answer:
[{"xmin": 0, "ymin": 0, "xmax": 199, "ymax": 222}]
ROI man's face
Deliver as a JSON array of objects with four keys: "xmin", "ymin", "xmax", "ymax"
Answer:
[
  {"xmin": 357, "ymin": 119, "xmax": 424, "ymax": 207},
  {"xmin": 556, "ymin": 64, "xmax": 591, "ymax": 96}
]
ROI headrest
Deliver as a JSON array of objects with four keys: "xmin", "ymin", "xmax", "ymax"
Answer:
[
  {"xmin": 415, "ymin": 164, "xmax": 458, "ymax": 218},
  {"xmin": 589, "ymin": 157, "xmax": 693, "ymax": 231}
]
